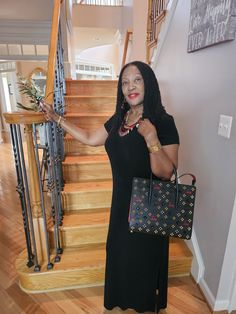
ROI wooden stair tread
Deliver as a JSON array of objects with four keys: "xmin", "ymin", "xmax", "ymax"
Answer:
[
  {"xmin": 15, "ymin": 241, "xmax": 192, "ymax": 292},
  {"xmin": 61, "ymin": 211, "xmax": 110, "ymax": 228},
  {"xmin": 16, "ymin": 240, "xmax": 191, "ymax": 275},
  {"xmin": 64, "ymin": 95, "xmax": 116, "ymax": 99},
  {"xmin": 65, "ymin": 112, "xmax": 113, "ymax": 117},
  {"xmin": 169, "ymin": 240, "xmax": 192, "ymax": 260},
  {"xmin": 63, "ymin": 180, "xmax": 112, "ymax": 193},
  {"xmin": 16, "ymin": 246, "xmax": 106, "ymax": 274},
  {"xmin": 66, "ymin": 79, "xmax": 117, "ymax": 83},
  {"xmin": 63, "ymin": 155, "xmax": 109, "ymax": 164}
]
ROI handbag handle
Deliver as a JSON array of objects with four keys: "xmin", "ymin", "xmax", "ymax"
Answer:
[{"xmin": 148, "ymin": 167, "xmax": 196, "ymax": 208}]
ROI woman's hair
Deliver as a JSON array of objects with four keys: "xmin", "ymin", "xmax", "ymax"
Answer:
[{"xmin": 114, "ymin": 61, "xmax": 166, "ymax": 128}]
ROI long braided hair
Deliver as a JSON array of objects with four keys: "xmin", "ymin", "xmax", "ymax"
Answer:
[{"xmin": 113, "ymin": 61, "xmax": 166, "ymax": 129}]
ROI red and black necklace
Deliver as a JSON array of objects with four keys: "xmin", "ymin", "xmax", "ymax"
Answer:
[{"xmin": 118, "ymin": 110, "xmax": 142, "ymax": 137}]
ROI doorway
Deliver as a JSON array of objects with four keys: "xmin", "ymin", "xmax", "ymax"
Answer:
[{"xmin": 0, "ymin": 71, "xmax": 18, "ymax": 134}]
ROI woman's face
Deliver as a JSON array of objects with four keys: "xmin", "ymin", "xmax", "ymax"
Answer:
[{"xmin": 121, "ymin": 65, "xmax": 145, "ymax": 108}]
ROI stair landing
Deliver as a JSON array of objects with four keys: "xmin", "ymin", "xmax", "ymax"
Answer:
[{"xmin": 16, "ymin": 239, "xmax": 192, "ymax": 293}]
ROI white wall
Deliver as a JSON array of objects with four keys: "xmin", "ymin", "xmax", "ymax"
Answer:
[
  {"xmin": 16, "ymin": 61, "xmax": 47, "ymax": 78},
  {"xmin": 153, "ymin": 0, "xmax": 236, "ymax": 310},
  {"xmin": 78, "ymin": 44, "xmax": 119, "ymax": 78},
  {"xmin": 0, "ymin": 71, "xmax": 18, "ymax": 131},
  {"xmin": 72, "ymin": 2, "xmax": 133, "ymax": 73},
  {"xmin": 216, "ymin": 193, "xmax": 236, "ymax": 311},
  {"xmin": 16, "ymin": 61, "xmax": 48, "ymax": 109},
  {"xmin": 73, "ymin": 5, "xmax": 123, "ymax": 29},
  {"xmin": 130, "ymin": 0, "xmax": 148, "ymax": 62}
]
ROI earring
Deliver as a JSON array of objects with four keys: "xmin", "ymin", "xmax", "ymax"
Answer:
[{"xmin": 121, "ymin": 98, "xmax": 128, "ymax": 109}]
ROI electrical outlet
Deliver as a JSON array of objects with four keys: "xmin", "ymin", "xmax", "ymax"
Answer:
[{"xmin": 218, "ymin": 115, "xmax": 233, "ymax": 138}]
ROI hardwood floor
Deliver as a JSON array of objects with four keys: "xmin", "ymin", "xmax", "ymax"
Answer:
[{"xmin": 0, "ymin": 134, "xmax": 212, "ymax": 314}]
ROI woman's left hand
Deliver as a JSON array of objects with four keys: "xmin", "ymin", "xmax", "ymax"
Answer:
[{"xmin": 137, "ymin": 119, "xmax": 159, "ymax": 144}]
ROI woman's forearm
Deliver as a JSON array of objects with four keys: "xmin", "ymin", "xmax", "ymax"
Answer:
[
  {"xmin": 54, "ymin": 115, "xmax": 108, "ymax": 147},
  {"xmin": 147, "ymin": 141, "xmax": 179, "ymax": 180},
  {"xmin": 58, "ymin": 116, "xmax": 91, "ymax": 145},
  {"xmin": 149, "ymin": 148, "xmax": 175, "ymax": 179}
]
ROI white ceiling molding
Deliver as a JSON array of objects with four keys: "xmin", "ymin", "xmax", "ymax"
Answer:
[
  {"xmin": 0, "ymin": 44, "xmax": 48, "ymax": 61},
  {"xmin": 0, "ymin": 19, "xmax": 51, "ymax": 45},
  {"xmin": 0, "ymin": 55, "xmax": 48, "ymax": 61}
]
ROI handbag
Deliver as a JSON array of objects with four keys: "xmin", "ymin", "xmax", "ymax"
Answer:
[{"xmin": 128, "ymin": 168, "xmax": 196, "ymax": 240}]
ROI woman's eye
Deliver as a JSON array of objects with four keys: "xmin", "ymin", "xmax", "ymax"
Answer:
[
  {"xmin": 135, "ymin": 77, "xmax": 142, "ymax": 83},
  {"xmin": 122, "ymin": 81, "xmax": 128, "ymax": 87}
]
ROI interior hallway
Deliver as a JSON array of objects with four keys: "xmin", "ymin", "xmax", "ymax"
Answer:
[{"xmin": 0, "ymin": 133, "xmax": 211, "ymax": 314}]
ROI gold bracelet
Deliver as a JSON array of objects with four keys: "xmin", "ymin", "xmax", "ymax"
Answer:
[
  {"xmin": 147, "ymin": 143, "xmax": 162, "ymax": 153},
  {"xmin": 57, "ymin": 115, "xmax": 62, "ymax": 126}
]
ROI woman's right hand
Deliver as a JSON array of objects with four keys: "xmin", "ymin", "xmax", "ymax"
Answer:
[{"xmin": 39, "ymin": 101, "xmax": 59, "ymax": 122}]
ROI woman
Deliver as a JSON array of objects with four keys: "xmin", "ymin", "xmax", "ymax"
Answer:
[{"xmin": 41, "ymin": 61, "xmax": 179, "ymax": 313}]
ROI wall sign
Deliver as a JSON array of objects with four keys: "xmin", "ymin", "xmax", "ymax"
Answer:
[{"xmin": 188, "ymin": 0, "xmax": 236, "ymax": 52}]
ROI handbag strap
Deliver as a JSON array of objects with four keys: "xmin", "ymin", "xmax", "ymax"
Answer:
[{"xmin": 149, "ymin": 166, "xmax": 196, "ymax": 208}]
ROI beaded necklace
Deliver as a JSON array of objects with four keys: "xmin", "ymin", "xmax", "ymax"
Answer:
[{"xmin": 118, "ymin": 110, "xmax": 142, "ymax": 137}]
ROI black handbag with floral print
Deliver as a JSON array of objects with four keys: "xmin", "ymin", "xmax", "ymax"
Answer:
[{"xmin": 128, "ymin": 168, "xmax": 196, "ymax": 240}]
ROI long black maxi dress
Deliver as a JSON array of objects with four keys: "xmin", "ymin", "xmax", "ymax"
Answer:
[{"xmin": 104, "ymin": 113, "xmax": 179, "ymax": 313}]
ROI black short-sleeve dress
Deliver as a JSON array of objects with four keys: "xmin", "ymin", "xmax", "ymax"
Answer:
[{"xmin": 104, "ymin": 113, "xmax": 179, "ymax": 313}]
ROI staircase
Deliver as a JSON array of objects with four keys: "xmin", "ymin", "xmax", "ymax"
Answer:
[{"xmin": 15, "ymin": 79, "xmax": 193, "ymax": 293}]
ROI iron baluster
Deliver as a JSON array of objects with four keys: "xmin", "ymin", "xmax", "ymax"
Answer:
[
  {"xmin": 32, "ymin": 124, "xmax": 54, "ymax": 270},
  {"xmin": 10, "ymin": 125, "xmax": 35, "ymax": 268},
  {"xmin": 45, "ymin": 122, "xmax": 63, "ymax": 262},
  {"xmin": 16, "ymin": 125, "xmax": 41, "ymax": 271}
]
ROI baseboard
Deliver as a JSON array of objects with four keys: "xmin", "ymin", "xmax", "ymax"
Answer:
[
  {"xmin": 199, "ymin": 277, "xmax": 231, "ymax": 312},
  {"xmin": 188, "ymin": 230, "xmax": 232, "ymax": 312}
]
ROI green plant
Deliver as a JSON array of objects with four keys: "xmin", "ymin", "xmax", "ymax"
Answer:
[{"xmin": 16, "ymin": 74, "xmax": 44, "ymax": 111}]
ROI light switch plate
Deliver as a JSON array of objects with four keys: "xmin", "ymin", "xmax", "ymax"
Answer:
[{"xmin": 218, "ymin": 115, "xmax": 233, "ymax": 138}]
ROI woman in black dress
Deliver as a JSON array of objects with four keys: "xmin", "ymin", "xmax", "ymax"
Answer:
[{"xmin": 41, "ymin": 61, "xmax": 179, "ymax": 313}]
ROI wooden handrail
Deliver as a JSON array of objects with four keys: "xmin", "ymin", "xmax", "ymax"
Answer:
[
  {"xmin": 122, "ymin": 29, "xmax": 132, "ymax": 68},
  {"xmin": 45, "ymin": 0, "xmax": 62, "ymax": 105},
  {"xmin": 3, "ymin": 111, "xmax": 46, "ymax": 125}
]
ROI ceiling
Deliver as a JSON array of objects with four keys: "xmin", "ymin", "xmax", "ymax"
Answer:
[
  {"xmin": 0, "ymin": 0, "xmax": 123, "ymax": 60},
  {"xmin": 73, "ymin": 27, "xmax": 119, "ymax": 54},
  {"xmin": 0, "ymin": 0, "xmax": 53, "ymax": 21}
]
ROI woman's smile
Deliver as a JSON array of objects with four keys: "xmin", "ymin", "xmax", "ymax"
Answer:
[{"xmin": 128, "ymin": 93, "xmax": 140, "ymax": 99}]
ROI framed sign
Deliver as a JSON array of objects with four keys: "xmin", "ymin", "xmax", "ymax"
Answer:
[{"xmin": 188, "ymin": 0, "xmax": 236, "ymax": 52}]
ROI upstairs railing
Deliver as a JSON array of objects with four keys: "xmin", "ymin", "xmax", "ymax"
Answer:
[
  {"xmin": 146, "ymin": 0, "xmax": 169, "ymax": 63},
  {"xmin": 3, "ymin": 0, "xmax": 65, "ymax": 271},
  {"xmin": 122, "ymin": 29, "xmax": 133, "ymax": 68},
  {"xmin": 76, "ymin": 0, "xmax": 123, "ymax": 5}
]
